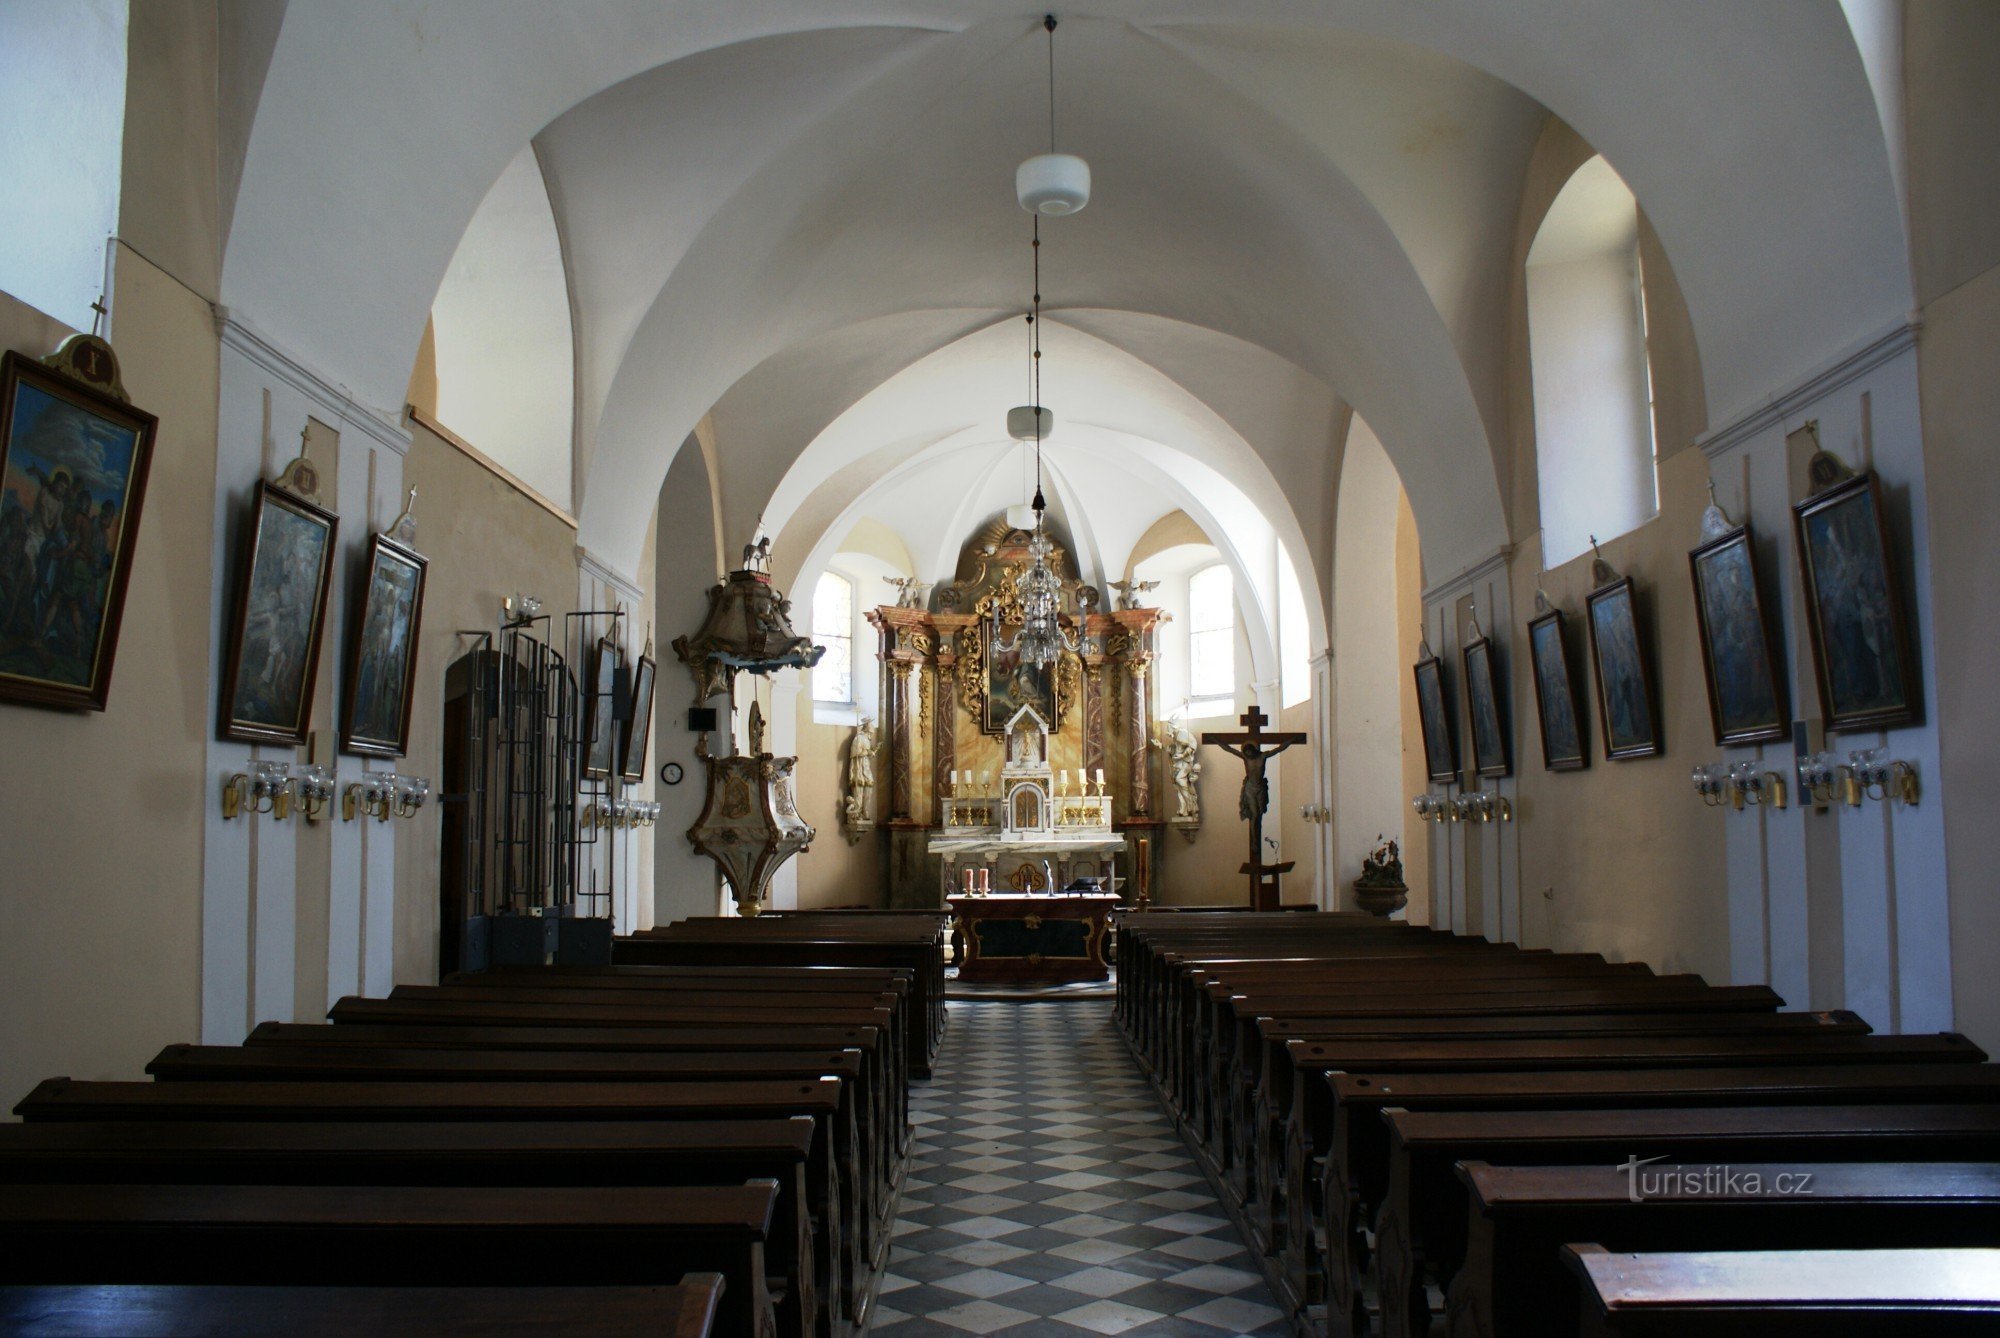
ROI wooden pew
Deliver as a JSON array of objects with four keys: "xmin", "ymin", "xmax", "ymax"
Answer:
[
  {"xmin": 0, "ymin": 1118, "xmax": 818, "ymax": 1337},
  {"xmin": 1374, "ymin": 1103, "xmax": 2000, "ymax": 1338},
  {"xmin": 15, "ymin": 1077, "xmax": 859, "ymax": 1327},
  {"xmin": 1561, "ymin": 1244, "xmax": 2000, "ymax": 1337},
  {"xmin": 0, "ymin": 1277, "xmax": 728, "ymax": 1338},
  {"xmin": 143, "ymin": 1041, "xmax": 876, "ymax": 1313},
  {"xmin": 1320, "ymin": 1064, "xmax": 2000, "ymax": 1338},
  {"xmin": 624, "ymin": 918, "xmax": 946, "ymax": 1075},
  {"xmin": 387, "ymin": 982, "xmax": 912, "ymax": 1104},
  {"xmin": 1271, "ymin": 1033, "xmax": 1983, "ymax": 1311},
  {"xmin": 255, "ymin": 1017, "xmax": 906, "ymax": 1149},
  {"xmin": 1450, "ymin": 1161, "xmax": 2000, "ymax": 1338},
  {"xmin": 0, "ymin": 1183, "xmax": 778, "ymax": 1337}
]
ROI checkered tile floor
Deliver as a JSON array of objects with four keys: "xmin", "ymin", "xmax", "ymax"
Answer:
[{"xmin": 871, "ymin": 1001, "xmax": 1291, "ymax": 1336}]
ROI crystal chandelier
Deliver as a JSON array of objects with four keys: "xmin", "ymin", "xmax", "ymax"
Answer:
[{"xmin": 995, "ymin": 16, "xmax": 1083, "ymax": 671}]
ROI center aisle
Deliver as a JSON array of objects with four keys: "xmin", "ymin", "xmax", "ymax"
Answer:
[{"xmin": 871, "ymin": 1000, "xmax": 1292, "ymax": 1336}]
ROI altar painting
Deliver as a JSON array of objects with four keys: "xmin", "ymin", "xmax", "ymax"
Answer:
[{"xmin": 985, "ymin": 628, "xmax": 1056, "ymax": 734}]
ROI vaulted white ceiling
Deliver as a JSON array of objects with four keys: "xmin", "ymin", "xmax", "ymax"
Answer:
[{"xmin": 220, "ymin": 2, "xmax": 1908, "ymax": 594}]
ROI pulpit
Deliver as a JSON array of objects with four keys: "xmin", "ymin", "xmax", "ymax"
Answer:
[{"xmin": 947, "ymin": 892, "xmax": 1120, "ymax": 983}]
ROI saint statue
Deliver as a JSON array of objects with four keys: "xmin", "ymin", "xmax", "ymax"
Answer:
[
  {"xmin": 844, "ymin": 716, "xmax": 878, "ymax": 827},
  {"xmin": 1167, "ymin": 720, "xmax": 1201, "ymax": 822}
]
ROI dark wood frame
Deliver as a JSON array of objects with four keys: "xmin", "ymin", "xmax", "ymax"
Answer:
[
  {"xmin": 0, "ymin": 350, "xmax": 157, "ymax": 712},
  {"xmin": 1792, "ymin": 471, "xmax": 1919, "ymax": 733},
  {"xmin": 619, "ymin": 652, "xmax": 656, "ymax": 783},
  {"xmin": 583, "ymin": 635, "xmax": 622, "ymax": 781},
  {"xmin": 1461, "ymin": 633, "xmax": 1511, "ymax": 778},
  {"xmin": 1584, "ymin": 575, "xmax": 1662, "ymax": 761},
  {"xmin": 1412, "ymin": 652, "xmax": 1459, "ymax": 784},
  {"xmin": 339, "ymin": 533, "xmax": 428, "ymax": 758},
  {"xmin": 1525, "ymin": 608, "xmax": 1588, "ymax": 771},
  {"xmin": 218, "ymin": 480, "xmax": 339, "ymax": 745},
  {"xmin": 1688, "ymin": 524, "xmax": 1789, "ymax": 746}
]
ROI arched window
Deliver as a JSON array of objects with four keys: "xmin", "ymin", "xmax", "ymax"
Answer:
[
  {"xmin": 1188, "ymin": 563, "xmax": 1234, "ymax": 714},
  {"xmin": 0, "ymin": 1, "xmax": 127, "ymax": 327},
  {"xmin": 812, "ymin": 571, "xmax": 855, "ymax": 705},
  {"xmin": 1527, "ymin": 155, "xmax": 1658, "ymax": 568}
]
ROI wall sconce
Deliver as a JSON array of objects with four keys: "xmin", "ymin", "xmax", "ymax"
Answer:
[
  {"xmin": 1696, "ymin": 760, "xmax": 1789, "ymax": 810},
  {"xmin": 1412, "ymin": 792, "xmax": 1455, "ymax": 824},
  {"xmin": 1692, "ymin": 762, "xmax": 1730, "ymax": 807},
  {"xmin": 294, "ymin": 764, "xmax": 336, "ymax": 822},
  {"xmin": 1458, "ymin": 790, "xmax": 1513, "ymax": 823},
  {"xmin": 587, "ymin": 798, "xmax": 660, "ymax": 830},
  {"xmin": 1849, "ymin": 747, "xmax": 1920, "ymax": 806},
  {"xmin": 343, "ymin": 771, "xmax": 398, "ymax": 822},
  {"xmin": 222, "ymin": 761, "xmax": 292, "ymax": 820},
  {"xmin": 1727, "ymin": 760, "xmax": 1787, "ymax": 809},
  {"xmin": 392, "ymin": 774, "xmax": 430, "ymax": 819},
  {"xmin": 1799, "ymin": 751, "xmax": 1860, "ymax": 807},
  {"xmin": 1298, "ymin": 803, "xmax": 1331, "ymax": 824}
]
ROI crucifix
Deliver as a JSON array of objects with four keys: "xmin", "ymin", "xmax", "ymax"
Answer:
[{"xmin": 1202, "ymin": 705, "xmax": 1308, "ymax": 910}]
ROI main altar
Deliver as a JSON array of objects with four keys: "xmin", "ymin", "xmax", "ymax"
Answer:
[
  {"xmin": 857, "ymin": 515, "xmax": 1175, "ymax": 912},
  {"xmin": 946, "ymin": 892, "xmax": 1121, "ymax": 983}
]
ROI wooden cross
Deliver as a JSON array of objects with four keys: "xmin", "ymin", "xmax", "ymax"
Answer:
[{"xmin": 1202, "ymin": 705, "xmax": 1308, "ymax": 911}]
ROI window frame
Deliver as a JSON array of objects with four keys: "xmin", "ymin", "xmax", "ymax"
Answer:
[
  {"xmin": 1186, "ymin": 561, "xmax": 1235, "ymax": 715},
  {"xmin": 811, "ymin": 569, "xmax": 857, "ymax": 708}
]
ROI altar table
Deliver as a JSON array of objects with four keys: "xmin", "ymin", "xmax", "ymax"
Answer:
[{"xmin": 946, "ymin": 892, "xmax": 1121, "ymax": 984}]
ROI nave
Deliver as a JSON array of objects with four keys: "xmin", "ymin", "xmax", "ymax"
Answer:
[{"xmin": 877, "ymin": 1001, "xmax": 1290, "ymax": 1336}]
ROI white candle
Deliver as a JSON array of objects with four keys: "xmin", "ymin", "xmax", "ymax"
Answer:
[{"xmin": 1096, "ymin": 768, "xmax": 1105, "ymax": 786}]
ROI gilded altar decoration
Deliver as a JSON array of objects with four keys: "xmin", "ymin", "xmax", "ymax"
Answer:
[
  {"xmin": 687, "ymin": 702, "xmax": 814, "ymax": 916},
  {"xmin": 868, "ymin": 513, "xmax": 1168, "ymax": 909}
]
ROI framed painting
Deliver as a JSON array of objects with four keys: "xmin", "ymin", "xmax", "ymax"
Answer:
[
  {"xmin": 0, "ymin": 349, "xmax": 158, "ymax": 711},
  {"xmin": 1793, "ymin": 472, "xmax": 1918, "ymax": 733},
  {"xmin": 218, "ymin": 480, "xmax": 339, "ymax": 745},
  {"xmin": 1461, "ymin": 633, "xmax": 1510, "ymax": 778},
  {"xmin": 340, "ymin": 533, "xmax": 427, "ymax": 758},
  {"xmin": 1412, "ymin": 652, "xmax": 1458, "ymax": 784},
  {"xmin": 1526, "ymin": 608, "xmax": 1587, "ymax": 771},
  {"xmin": 583, "ymin": 635, "xmax": 622, "ymax": 780},
  {"xmin": 1584, "ymin": 576, "xmax": 1661, "ymax": 760},
  {"xmin": 983, "ymin": 625, "xmax": 1058, "ymax": 735},
  {"xmin": 1688, "ymin": 525, "xmax": 1788, "ymax": 746},
  {"xmin": 619, "ymin": 652, "xmax": 656, "ymax": 783}
]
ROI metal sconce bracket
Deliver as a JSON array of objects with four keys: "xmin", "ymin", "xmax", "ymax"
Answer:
[{"xmin": 222, "ymin": 761, "xmax": 293, "ymax": 820}]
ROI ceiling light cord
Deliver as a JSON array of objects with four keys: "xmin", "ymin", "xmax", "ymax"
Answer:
[{"xmin": 1045, "ymin": 15, "xmax": 1059, "ymax": 156}]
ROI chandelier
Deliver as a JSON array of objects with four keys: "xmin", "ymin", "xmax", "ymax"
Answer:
[{"xmin": 997, "ymin": 15, "xmax": 1084, "ymax": 670}]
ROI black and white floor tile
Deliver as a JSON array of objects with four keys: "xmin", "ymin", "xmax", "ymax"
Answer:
[{"xmin": 871, "ymin": 1001, "xmax": 1291, "ymax": 1336}]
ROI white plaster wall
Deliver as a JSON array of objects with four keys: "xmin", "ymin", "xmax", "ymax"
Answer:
[
  {"xmin": 651, "ymin": 437, "xmax": 723, "ymax": 926},
  {"xmin": 1332, "ymin": 422, "xmax": 1413, "ymax": 903},
  {"xmin": 204, "ymin": 319, "xmax": 409, "ymax": 1041},
  {"xmin": 0, "ymin": 0, "xmax": 126, "ymax": 328},
  {"xmin": 1701, "ymin": 329, "xmax": 1951, "ymax": 1034}
]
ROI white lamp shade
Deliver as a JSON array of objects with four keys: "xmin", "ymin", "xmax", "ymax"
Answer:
[
  {"xmin": 1016, "ymin": 153, "xmax": 1091, "ymax": 215},
  {"xmin": 1006, "ymin": 404, "xmax": 1054, "ymax": 441}
]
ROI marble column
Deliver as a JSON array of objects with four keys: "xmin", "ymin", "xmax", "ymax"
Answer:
[
  {"xmin": 886, "ymin": 658, "xmax": 913, "ymax": 822},
  {"xmin": 1126, "ymin": 653, "xmax": 1155, "ymax": 819},
  {"xmin": 933, "ymin": 645, "xmax": 957, "ymax": 826}
]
